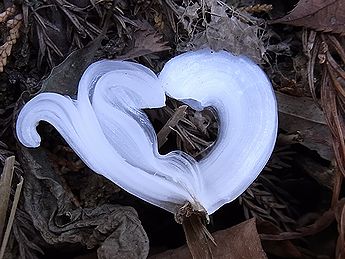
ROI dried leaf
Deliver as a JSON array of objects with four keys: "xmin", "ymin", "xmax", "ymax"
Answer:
[
  {"xmin": 272, "ymin": 0, "xmax": 345, "ymax": 35},
  {"xmin": 276, "ymin": 91, "xmax": 333, "ymax": 160},
  {"xmin": 295, "ymin": 154, "xmax": 334, "ymax": 189},
  {"xmin": 117, "ymin": 21, "xmax": 171, "ymax": 60},
  {"xmin": 40, "ymin": 34, "xmax": 104, "ymax": 95},
  {"xmin": 150, "ymin": 218, "xmax": 267, "ymax": 259},
  {"xmin": 14, "ymin": 146, "xmax": 149, "ymax": 259}
]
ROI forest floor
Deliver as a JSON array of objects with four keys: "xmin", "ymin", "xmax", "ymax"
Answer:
[{"xmin": 0, "ymin": 0, "xmax": 345, "ymax": 258}]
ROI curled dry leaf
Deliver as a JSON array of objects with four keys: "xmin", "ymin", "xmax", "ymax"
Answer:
[
  {"xmin": 15, "ymin": 146, "xmax": 149, "ymax": 259},
  {"xmin": 272, "ymin": 0, "xmax": 345, "ymax": 35}
]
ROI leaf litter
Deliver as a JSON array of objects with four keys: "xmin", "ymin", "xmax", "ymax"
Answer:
[{"xmin": 0, "ymin": 0, "xmax": 344, "ymax": 258}]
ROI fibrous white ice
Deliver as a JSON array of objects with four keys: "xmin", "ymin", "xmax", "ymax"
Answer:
[{"xmin": 16, "ymin": 49, "xmax": 278, "ymax": 215}]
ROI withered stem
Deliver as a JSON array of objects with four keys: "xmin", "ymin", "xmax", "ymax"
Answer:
[{"xmin": 175, "ymin": 202, "xmax": 216, "ymax": 259}]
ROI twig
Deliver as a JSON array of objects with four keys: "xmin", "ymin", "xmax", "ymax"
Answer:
[{"xmin": 238, "ymin": 4, "xmax": 273, "ymax": 14}]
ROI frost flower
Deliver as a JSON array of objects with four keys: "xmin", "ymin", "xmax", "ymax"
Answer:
[{"xmin": 16, "ymin": 49, "xmax": 278, "ymax": 215}]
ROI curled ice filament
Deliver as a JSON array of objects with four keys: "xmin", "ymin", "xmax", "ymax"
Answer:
[{"xmin": 16, "ymin": 49, "xmax": 277, "ymax": 215}]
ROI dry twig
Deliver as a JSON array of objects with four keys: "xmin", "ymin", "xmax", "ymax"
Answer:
[{"xmin": 239, "ymin": 4, "xmax": 273, "ymax": 14}]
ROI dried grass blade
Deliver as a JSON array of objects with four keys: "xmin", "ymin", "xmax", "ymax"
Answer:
[
  {"xmin": 322, "ymin": 65, "xmax": 345, "ymax": 177},
  {"xmin": 327, "ymin": 35, "xmax": 345, "ymax": 64},
  {"xmin": 0, "ymin": 175, "xmax": 23, "ymax": 259},
  {"xmin": 325, "ymin": 53, "xmax": 345, "ymax": 98},
  {"xmin": 308, "ymin": 36, "xmax": 321, "ymax": 103},
  {"xmin": 0, "ymin": 156, "xmax": 15, "ymax": 240},
  {"xmin": 157, "ymin": 105, "xmax": 187, "ymax": 148}
]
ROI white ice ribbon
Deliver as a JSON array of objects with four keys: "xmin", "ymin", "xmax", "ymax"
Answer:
[{"xmin": 16, "ymin": 49, "xmax": 278, "ymax": 215}]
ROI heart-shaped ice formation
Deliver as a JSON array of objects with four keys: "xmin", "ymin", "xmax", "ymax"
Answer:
[{"xmin": 16, "ymin": 49, "xmax": 277, "ymax": 215}]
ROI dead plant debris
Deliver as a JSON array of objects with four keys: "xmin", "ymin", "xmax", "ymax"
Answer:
[
  {"xmin": 0, "ymin": 0, "xmax": 344, "ymax": 258},
  {"xmin": 272, "ymin": 0, "xmax": 345, "ymax": 35},
  {"xmin": 0, "ymin": 5, "xmax": 22, "ymax": 72}
]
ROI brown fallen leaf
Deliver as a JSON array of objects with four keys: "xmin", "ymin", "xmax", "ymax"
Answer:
[
  {"xmin": 276, "ymin": 91, "xmax": 333, "ymax": 161},
  {"xmin": 272, "ymin": 0, "xmax": 345, "ymax": 35},
  {"xmin": 295, "ymin": 154, "xmax": 335, "ymax": 190},
  {"xmin": 14, "ymin": 147, "xmax": 149, "ymax": 259},
  {"xmin": 117, "ymin": 20, "xmax": 171, "ymax": 60},
  {"xmin": 40, "ymin": 34, "xmax": 105, "ymax": 96},
  {"xmin": 149, "ymin": 218, "xmax": 267, "ymax": 259}
]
